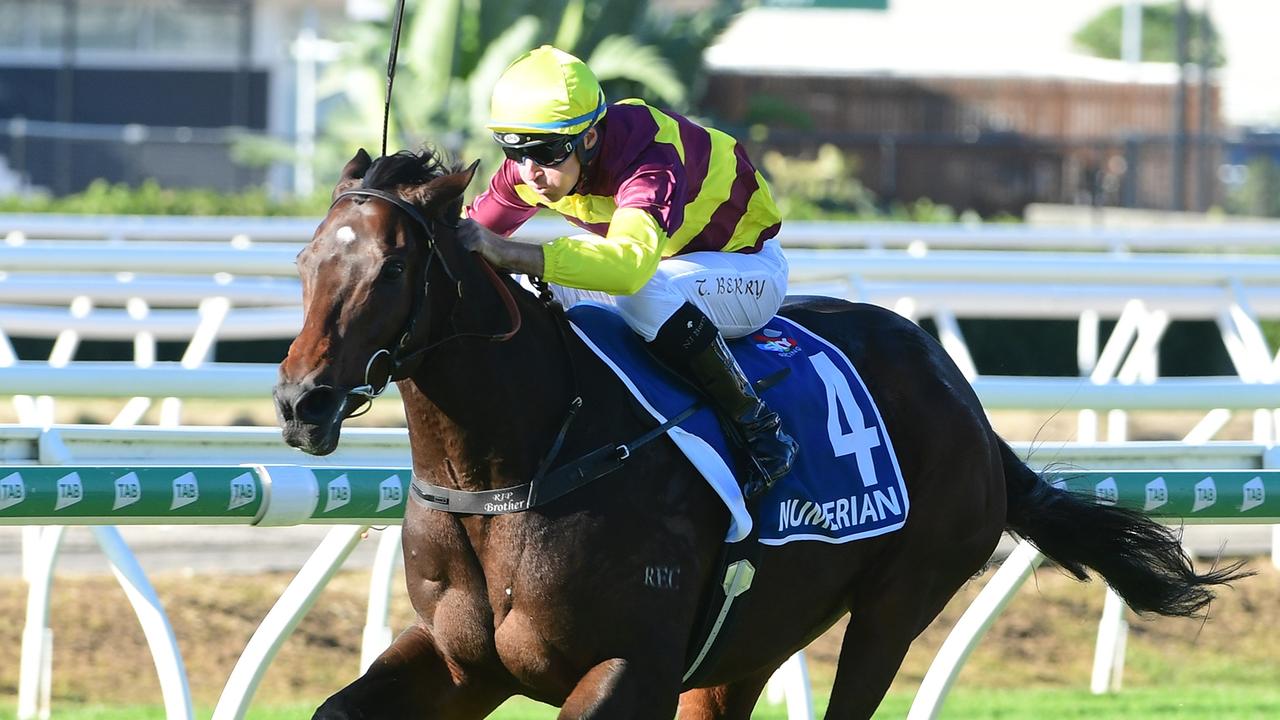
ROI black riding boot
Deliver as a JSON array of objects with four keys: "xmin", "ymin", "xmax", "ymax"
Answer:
[{"xmin": 649, "ymin": 303, "xmax": 798, "ymax": 499}]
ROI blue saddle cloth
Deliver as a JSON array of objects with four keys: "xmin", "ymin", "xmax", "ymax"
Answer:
[{"xmin": 566, "ymin": 303, "xmax": 909, "ymax": 546}]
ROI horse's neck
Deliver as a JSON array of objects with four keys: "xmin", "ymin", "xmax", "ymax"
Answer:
[{"xmin": 400, "ymin": 279, "xmax": 573, "ymax": 491}]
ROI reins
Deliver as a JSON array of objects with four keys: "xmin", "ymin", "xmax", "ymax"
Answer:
[
  {"xmin": 333, "ymin": 185, "xmax": 598, "ymax": 501},
  {"xmin": 356, "ymin": 0, "xmax": 593, "ymax": 506},
  {"xmin": 380, "ymin": 0, "xmax": 407, "ymax": 159},
  {"xmin": 333, "ymin": 188, "xmax": 522, "ymax": 409},
  {"xmin": 343, "ymin": 0, "xmax": 523, "ymax": 409}
]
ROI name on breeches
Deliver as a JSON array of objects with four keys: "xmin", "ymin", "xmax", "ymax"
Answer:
[
  {"xmin": 695, "ymin": 277, "xmax": 767, "ymax": 299},
  {"xmin": 644, "ymin": 565, "xmax": 681, "ymax": 590},
  {"xmin": 777, "ymin": 487, "xmax": 903, "ymax": 533}
]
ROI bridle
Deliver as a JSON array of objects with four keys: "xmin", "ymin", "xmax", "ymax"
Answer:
[
  {"xmin": 334, "ymin": 0, "xmax": 520, "ymax": 408},
  {"xmin": 340, "ymin": 0, "xmax": 577, "ymax": 453},
  {"xmin": 329, "ymin": 187, "xmax": 521, "ymax": 413}
]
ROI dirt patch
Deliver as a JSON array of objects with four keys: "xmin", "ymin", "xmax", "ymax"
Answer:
[
  {"xmin": 810, "ymin": 557, "xmax": 1280, "ymax": 693},
  {"xmin": 1, "ymin": 559, "xmax": 1276, "ymax": 707}
]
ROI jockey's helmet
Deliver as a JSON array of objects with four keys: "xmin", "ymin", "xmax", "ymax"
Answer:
[{"xmin": 487, "ymin": 46, "xmax": 606, "ymax": 167}]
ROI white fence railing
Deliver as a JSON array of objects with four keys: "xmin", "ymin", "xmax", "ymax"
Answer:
[
  {"xmin": 3, "ymin": 426, "xmax": 1276, "ymax": 719},
  {"xmin": 3, "ymin": 215, "xmax": 1279, "ymax": 717},
  {"xmin": 9, "ymin": 240, "xmax": 1280, "ymax": 283},
  {"xmin": 6, "ymin": 212, "xmax": 1280, "ymax": 251},
  {"xmin": 5, "ymin": 227, "xmax": 1279, "ymax": 435},
  {"xmin": 4, "ymin": 361, "xmax": 1280, "ymax": 411}
]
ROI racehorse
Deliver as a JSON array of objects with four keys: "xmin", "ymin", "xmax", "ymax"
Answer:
[{"xmin": 274, "ymin": 148, "xmax": 1244, "ymax": 719}]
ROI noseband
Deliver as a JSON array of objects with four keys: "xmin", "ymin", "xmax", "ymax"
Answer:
[{"xmin": 330, "ymin": 187, "xmax": 522, "ymax": 408}]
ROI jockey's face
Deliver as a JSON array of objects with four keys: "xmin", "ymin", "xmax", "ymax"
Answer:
[{"xmin": 513, "ymin": 127, "xmax": 598, "ymax": 203}]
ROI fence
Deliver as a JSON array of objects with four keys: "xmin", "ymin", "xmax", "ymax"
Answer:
[
  {"xmin": 3, "ymin": 215, "xmax": 1279, "ymax": 717},
  {"xmin": 908, "ymin": 466, "xmax": 1280, "ymax": 719},
  {"xmin": 3, "ymin": 461, "xmax": 405, "ymax": 720},
  {"xmin": 7, "ymin": 219, "xmax": 1280, "ymax": 442},
  {"xmin": 8, "ymin": 211, "xmax": 1280, "ymax": 247},
  {"xmin": 4, "ymin": 438, "xmax": 1277, "ymax": 719}
]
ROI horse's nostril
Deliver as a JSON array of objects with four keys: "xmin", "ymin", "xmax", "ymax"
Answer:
[
  {"xmin": 275, "ymin": 391, "xmax": 295, "ymax": 422},
  {"xmin": 295, "ymin": 386, "xmax": 342, "ymax": 425}
]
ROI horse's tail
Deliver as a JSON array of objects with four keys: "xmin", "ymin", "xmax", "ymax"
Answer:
[{"xmin": 999, "ymin": 438, "xmax": 1250, "ymax": 617}]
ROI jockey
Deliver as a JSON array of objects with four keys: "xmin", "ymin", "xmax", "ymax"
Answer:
[{"xmin": 459, "ymin": 45, "xmax": 796, "ymax": 499}]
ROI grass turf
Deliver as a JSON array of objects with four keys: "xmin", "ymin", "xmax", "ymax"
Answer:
[{"xmin": 4, "ymin": 686, "xmax": 1280, "ymax": 719}]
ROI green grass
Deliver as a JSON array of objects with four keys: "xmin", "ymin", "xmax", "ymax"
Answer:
[
  {"xmin": 875, "ymin": 686, "xmax": 1280, "ymax": 718},
  {"xmin": 4, "ymin": 686, "xmax": 1279, "ymax": 720}
]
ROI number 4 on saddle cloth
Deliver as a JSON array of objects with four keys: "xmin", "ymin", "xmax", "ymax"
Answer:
[{"xmin": 566, "ymin": 303, "xmax": 909, "ymax": 546}]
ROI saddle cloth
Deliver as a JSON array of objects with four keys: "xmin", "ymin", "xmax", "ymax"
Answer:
[{"xmin": 566, "ymin": 303, "xmax": 909, "ymax": 545}]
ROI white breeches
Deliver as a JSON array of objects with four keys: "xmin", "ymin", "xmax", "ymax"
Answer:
[{"xmin": 549, "ymin": 238, "xmax": 789, "ymax": 341}]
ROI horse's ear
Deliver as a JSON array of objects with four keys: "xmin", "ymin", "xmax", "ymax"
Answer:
[
  {"xmin": 405, "ymin": 159, "xmax": 481, "ymax": 212},
  {"xmin": 331, "ymin": 148, "xmax": 372, "ymax": 201}
]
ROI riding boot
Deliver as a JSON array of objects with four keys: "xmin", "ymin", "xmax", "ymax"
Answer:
[{"xmin": 649, "ymin": 303, "xmax": 798, "ymax": 499}]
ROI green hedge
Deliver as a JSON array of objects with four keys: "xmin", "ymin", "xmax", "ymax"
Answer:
[
  {"xmin": 0, "ymin": 180, "xmax": 330, "ymax": 216},
  {"xmin": 950, "ymin": 319, "xmax": 1237, "ymax": 377}
]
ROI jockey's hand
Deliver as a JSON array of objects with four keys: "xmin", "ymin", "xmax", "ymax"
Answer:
[
  {"xmin": 457, "ymin": 219, "xmax": 545, "ymax": 278},
  {"xmin": 456, "ymin": 218, "xmax": 499, "ymax": 254}
]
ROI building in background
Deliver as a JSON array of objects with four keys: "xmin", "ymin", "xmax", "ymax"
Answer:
[
  {"xmin": 0, "ymin": 0, "xmax": 351, "ymax": 196},
  {"xmin": 703, "ymin": 0, "xmax": 1280, "ymax": 215},
  {"xmin": 4, "ymin": 0, "xmax": 1278, "ymax": 216},
  {"xmin": 704, "ymin": 54, "xmax": 1219, "ymax": 215}
]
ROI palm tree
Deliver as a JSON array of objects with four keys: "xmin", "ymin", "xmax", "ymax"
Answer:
[{"xmin": 317, "ymin": 0, "xmax": 691, "ymax": 179}]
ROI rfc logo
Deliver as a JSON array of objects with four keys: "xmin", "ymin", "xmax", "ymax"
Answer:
[{"xmin": 753, "ymin": 328, "xmax": 801, "ymax": 357}]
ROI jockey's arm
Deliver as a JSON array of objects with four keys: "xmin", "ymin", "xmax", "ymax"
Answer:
[
  {"xmin": 542, "ymin": 208, "xmax": 666, "ymax": 295},
  {"xmin": 458, "ymin": 219, "xmax": 545, "ymax": 277},
  {"xmin": 462, "ymin": 207, "xmax": 667, "ymax": 296}
]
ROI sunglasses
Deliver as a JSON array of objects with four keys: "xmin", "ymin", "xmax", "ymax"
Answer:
[{"xmin": 497, "ymin": 128, "xmax": 588, "ymax": 168}]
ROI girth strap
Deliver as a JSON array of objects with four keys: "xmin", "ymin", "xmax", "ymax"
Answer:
[
  {"xmin": 410, "ymin": 401, "xmax": 700, "ymax": 515},
  {"xmin": 410, "ymin": 368, "xmax": 790, "ymax": 516}
]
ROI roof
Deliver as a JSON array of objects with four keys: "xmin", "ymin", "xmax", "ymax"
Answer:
[{"xmin": 704, "ymin": 1, "xmax": 1280, "ymax": 126}]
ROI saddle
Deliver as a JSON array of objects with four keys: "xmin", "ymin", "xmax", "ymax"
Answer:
[{"xmin": 563, "ymin": 302, "xmax": 911, "ymax": 685}]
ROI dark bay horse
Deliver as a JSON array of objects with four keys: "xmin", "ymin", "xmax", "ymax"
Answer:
[{"xmin": 274, "ymin": 149, "xmax": 1243, "ymax": 719}]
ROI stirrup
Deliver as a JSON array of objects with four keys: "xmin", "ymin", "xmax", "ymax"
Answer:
[
  {"xmin": 737, "ymin": 428, "xmax": 797, "ymax": 500},
  {"xmin": 741, "ymin": 462, "xmax": 776, "ymax": 501}
]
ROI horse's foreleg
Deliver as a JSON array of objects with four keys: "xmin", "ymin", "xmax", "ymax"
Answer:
[
  {"xmin": 676, "ymin": 670, "xmax": 774, "ymax": 720},
  {"xmin": 313, "ymin": 622, "xmax": 510, "ymax": 720},
  {"xmin": 556, "ymin": 659, "xmax": 680, "ymax": 720}
]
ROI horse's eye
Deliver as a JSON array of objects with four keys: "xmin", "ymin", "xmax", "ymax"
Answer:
[{"xmin": 379, "ymin": 261, "xmax": 405, "ymax": 282}]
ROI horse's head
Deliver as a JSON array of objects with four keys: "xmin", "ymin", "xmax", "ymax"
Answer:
[{"xmin": 275, "ymin": 148, "xmax": 477, "ymax": 455}]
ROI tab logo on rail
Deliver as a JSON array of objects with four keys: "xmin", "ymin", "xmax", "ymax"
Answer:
[
  {"xmin": 55, "ymin": 472, "xmax": 83, "ymax": 511},
  {"xmin": 1192, "ymin": 476, "xmax": 1217, "ymax": 513},
  {"xmin": 1094, "ymin": 477, "xmax": 1118, "ymax": 506},
  {"xmin": 1144, "ymin": 477, "xmax": 1168, "ymax": 512},
  {"xmin": 228, "ymin": 472, "xmax": 256, "ymax": 510},
  {"xmin": 0, "ymin": 472, "xmax": 24, "ymax": 511},
  {"xmin": 1241, "ymin": 476, "xmax": 1265, "ymax": 513},
  {"xmin": 377, "ymin": 475, "xmax": 403, "ymax": 513},
  {"xmin": 113, "ymin": 472, "xmax": 141, "ymax": 510},
  {"xmin": 325, "ymin": 475, "xmax": 351, "ymax": 512},
  {"xmin": 171, "ymin": 472, "xmax": 199, "ymax": 510}
]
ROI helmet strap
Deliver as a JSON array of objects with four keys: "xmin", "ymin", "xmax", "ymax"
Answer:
[{"xmin": 568, "ymin": 124, "xmax": 603, "ymax": 195}]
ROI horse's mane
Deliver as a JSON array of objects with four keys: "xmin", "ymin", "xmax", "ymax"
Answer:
[
  {"xmin": 362, "ymin": 148, "xmax": 458, "ymax": 191},
  {"xmin": 361, "ymin": 148, "xmax": 467, "ymax": 220}
]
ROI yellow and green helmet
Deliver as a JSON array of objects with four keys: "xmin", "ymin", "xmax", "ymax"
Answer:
[{"xmin": 487, "ymin": 45, "xmax": 607, "ymax": 142}]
